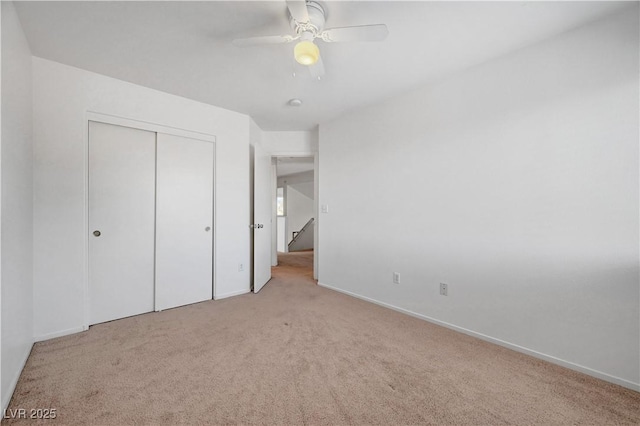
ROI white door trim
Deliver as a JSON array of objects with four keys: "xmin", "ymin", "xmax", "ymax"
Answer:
[
  {"xmin": 83, "ymin": 111, "xmax": 217, "ymax": 330},
  {"xmin": 86, "ymin": 111, "xmax": 216, "ymax": 143}
]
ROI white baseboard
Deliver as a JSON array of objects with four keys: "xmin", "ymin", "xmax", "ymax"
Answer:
[
  {"xmin": 2, "ymin": 342, "xmax": 34, "ymax": 412},
  {"xmin": 214, "ymin": 288, "xmax": 250, "ymax": 300},
  {"xmin": 34, "ymin": 326, "xmax": 85, "ymax": 343},
  {"xmin": 318, "ymin": 282, "xmax": 640, "ymax": 392}
]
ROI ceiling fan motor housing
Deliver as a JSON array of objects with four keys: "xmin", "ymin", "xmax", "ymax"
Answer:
[
  {"xmin": 233, "ymin": 0, "xmax": 388, "ymax": 77},
  {"xmin": 289, "ymin": 1, "xmax": 326, "ymax": 35}
]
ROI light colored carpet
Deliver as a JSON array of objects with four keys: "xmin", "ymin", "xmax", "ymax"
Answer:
[{"xmin": 5, "ymin": 251, "xmax": 640, "ymax": 424}]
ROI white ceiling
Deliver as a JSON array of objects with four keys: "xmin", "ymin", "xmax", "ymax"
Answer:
[{"xmin": 14, "ymin": 1, "xmax": 629, "ymax": 131}]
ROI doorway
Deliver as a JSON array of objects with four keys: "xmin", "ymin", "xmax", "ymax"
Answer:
[
  {"xmin": 274, "ymin": 156, "xmax": 315, "ymax": 276},
  {"xmin": 251, "ymin": 150, "xmax": 318, "ymax": 294}
]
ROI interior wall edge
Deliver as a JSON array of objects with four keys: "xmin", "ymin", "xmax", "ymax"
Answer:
[
  {"xmin": 318, "ymin": 282, "xmax": 640, "ymax": 392},
  {"xmin": 0, "ymin": 343, "xmax": 31, "ymax": 412},
  {"xmin": 1, "ymin": 0, "xmax": 35, "ymax": 413},
  {"xmin": 0, "ymin": 0, "xmax": 3, "ymax": 409},
  {"xmin": 214, "ymin": 289, "xmax": 251, "ymax": 300},
  {"xmin": 33, "ymin": 326, "xmax": 85, "ymax": 344}
]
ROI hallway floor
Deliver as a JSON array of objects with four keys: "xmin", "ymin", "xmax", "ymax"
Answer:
[{"xmin": 275, "ymin": 250, "xmax": 314, "ymax": 280}]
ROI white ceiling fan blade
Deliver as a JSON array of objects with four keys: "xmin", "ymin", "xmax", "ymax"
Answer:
[
  {"xmin": 321, "ymin": 24, "xmax": 389, "ymax": 43},
  {"xmin": 309, "ymin": 53, "xmax": 325, "ymax": 80},
  {"xmin": 286, "ymin": 0, "xmax": 309, "ymax": 23},
  {"xmin": 232, "ymin": 35, "xmax": 295, "ymax": 47}
]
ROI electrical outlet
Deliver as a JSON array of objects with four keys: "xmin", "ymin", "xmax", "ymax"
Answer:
[
  {"xmin": 440, "ymin": 283, "xmax": 448, "ymax": 296},
  {"xmin": 239, "ymin": 263, "xmax": 244, "ymax": 272},
  {"xmin": 393, "ymin": 272, "xmax": 401, "ymax": 284}
]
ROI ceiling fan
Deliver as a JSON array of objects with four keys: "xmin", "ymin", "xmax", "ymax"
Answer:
[{"xmin": 232, "ymin": 0, "xmax": 389, "ymax": 79}]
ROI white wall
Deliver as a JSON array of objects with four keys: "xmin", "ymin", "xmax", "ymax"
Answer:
[
  {"xmin": 318, "ymin": 9, "xmax": 639, "ymax": 390},
  {"xmin": 270, "ymin": 159, "xmax": 277, "ymax": 266},
  {"xmin": 290, "ymin": 181, "xmax": 313, "ymax": 200},
  {"xmin": 277, "ymin": 170, "xmax": 314, "ymax": 188},
  {"xmin": 278, "ymin": 170, "xmax": 315, "ymax": 248},
  {"xmin": 32, "ymin": 58, "xmax": 251, "ymax": 341},
  {"xmin": 286, "ymin": 186, "xmax": 314, "ymax": 245},
  {"xmin": 276, "ymin": 216, "xmax": 286, "ymax": 253},
  {"xmin": 262, "ymin": 131, "xmax": 316, "ymax": 154},
  {"xmin": 1, "ymin": 1, "xmax": 34, "ymax": 410}
]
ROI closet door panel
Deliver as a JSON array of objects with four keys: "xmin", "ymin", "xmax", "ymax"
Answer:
[
  {"xmin": 155, "ymin": 134, "xmax": 214, "ymax": 311},
  {"xmin": 88, "ymin": 121, "xmax": 156, "ymax": 325}
]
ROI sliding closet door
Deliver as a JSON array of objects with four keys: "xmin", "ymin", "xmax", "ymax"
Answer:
[
  {"xmin": 155, "ymin": 134, "xmax": 214, "ymax": 311},
  {"xmin": 88, "ymin": 121, "xmax": 156, "ymax": 325}
]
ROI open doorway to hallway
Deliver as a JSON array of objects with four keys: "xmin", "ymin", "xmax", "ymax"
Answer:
[{"xmin": 273, "ymin": 156, "xmax": 315, "ymax": 277}]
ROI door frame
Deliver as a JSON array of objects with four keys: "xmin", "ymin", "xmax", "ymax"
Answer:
[
  {"xmin": 270, "ymin": 152, "xmax": 319, "ymax": 280},
  {"xmin": 83, "ymin": 111, "xmax": 217, "ymax": 330}
]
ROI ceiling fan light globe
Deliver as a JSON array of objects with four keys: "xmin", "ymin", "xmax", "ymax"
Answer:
[{"xmin": 294, "ymin": 40, "xmax": 319, "ymax": 66}]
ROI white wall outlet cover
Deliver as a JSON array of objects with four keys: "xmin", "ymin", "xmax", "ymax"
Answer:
[
  {"xmin": 440, "ymin": 283, "xmax": 448, "ymax": 296},
  {"xmin": 321, "ymin": 204, "xmax": 329, "ymax": 213}
]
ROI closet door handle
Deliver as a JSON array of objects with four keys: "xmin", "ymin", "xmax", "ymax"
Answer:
[{"xmin": 93, "ymin": 230, "xmax": 101, "ymax": 237}]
